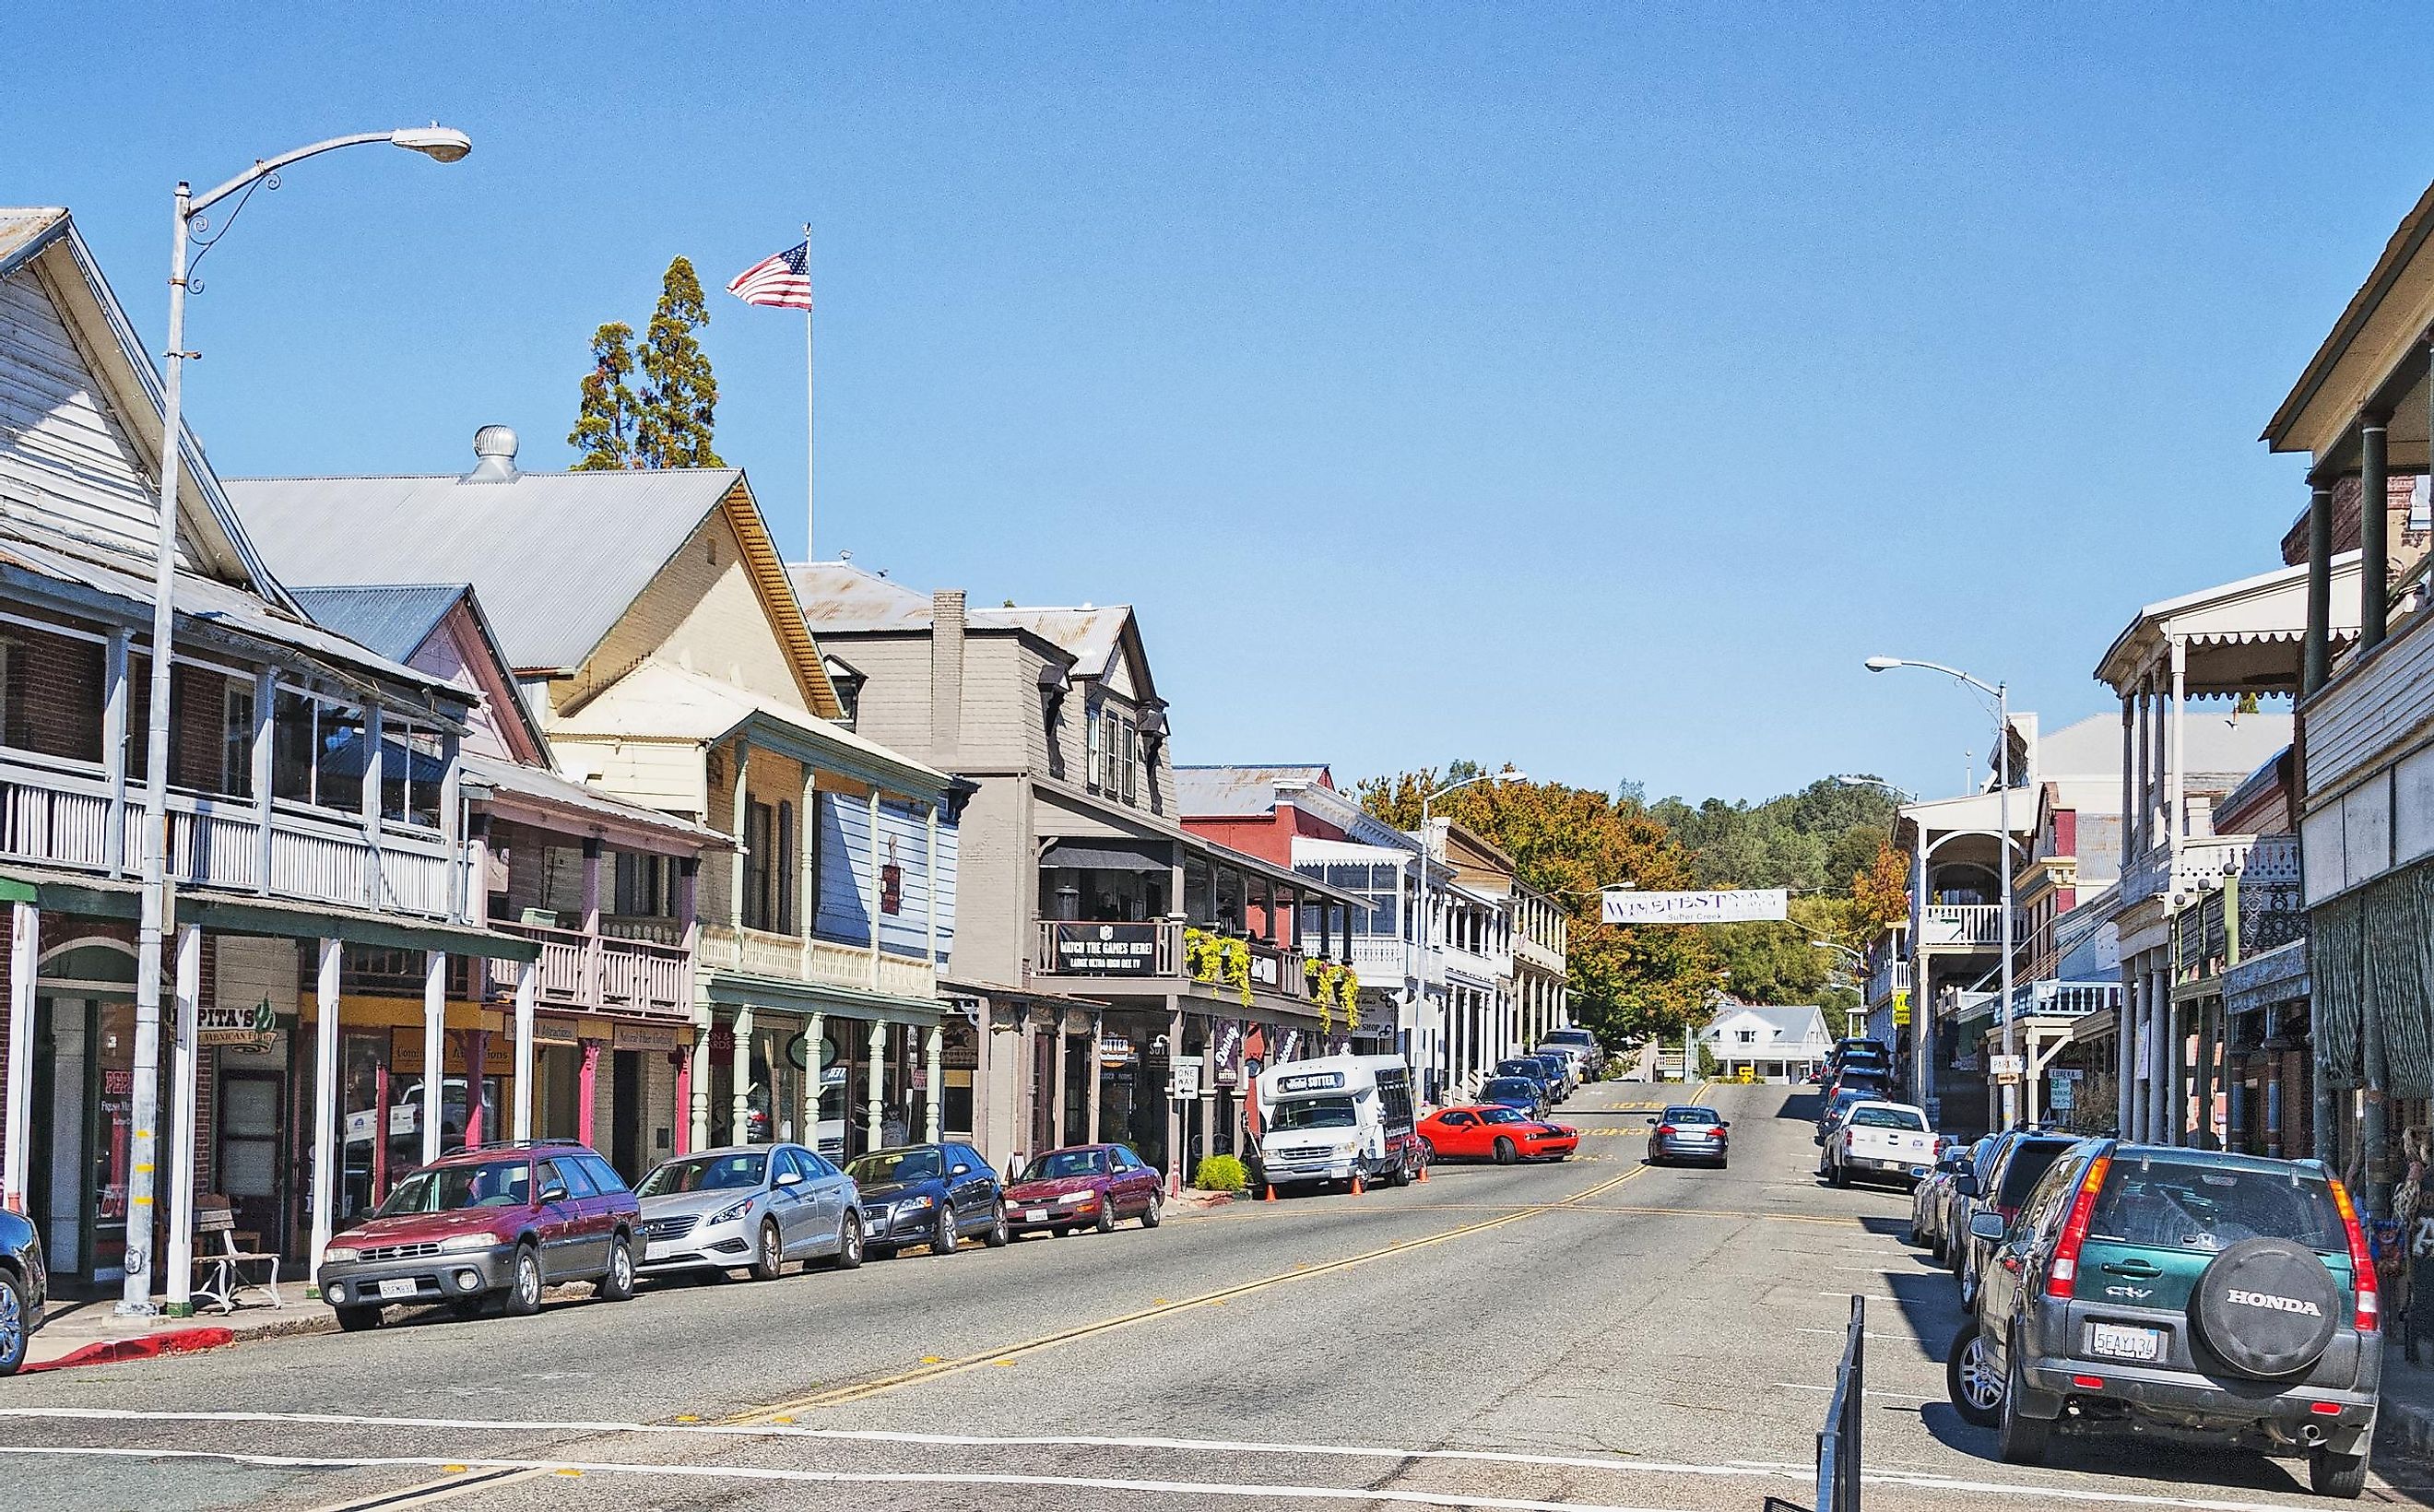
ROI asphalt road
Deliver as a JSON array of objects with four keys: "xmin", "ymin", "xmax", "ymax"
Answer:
[{"xmin": 5, "ymin": 1080, "xmax": 2431, "ymax": 1511}]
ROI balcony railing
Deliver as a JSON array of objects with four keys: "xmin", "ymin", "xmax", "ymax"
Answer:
[
  {"xmin": 2122, "ymin": 833, "xmax": 2260, "ymax": 908},
  {"xmin": 2000, "ymin": 978, "xmax": 2122, "ymax": 1024},
  {"xmin": 1866, "ymin": 958, "xmax": 1910, "ymax": 1005},
  {"xmin": 696, "ymin": 922, "xmax": 937, "ymax": 1001},
  {"xmin": 1919, "ymin": 904, "xmax": 2001, "ymax": 948},
  {"xmin": 0, "ymin": 750, "xmax": 461, "ymax": 919},
  {"xmin": 1029, "ymin": 919, "xmax": 1349, "ymax": 1015},
  {"xmin": 487, "ymin": 919, "xmax": 691, "ymax": 1017}
]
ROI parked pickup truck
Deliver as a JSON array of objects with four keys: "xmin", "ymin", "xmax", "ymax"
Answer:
[{"xmin": 1821, "ymin": 1100, "xmax": 1935, "ymax": 1191}]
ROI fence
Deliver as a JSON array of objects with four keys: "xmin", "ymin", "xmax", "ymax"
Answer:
[{"xmin": 1814, "ymin": 1293, "xmax": 1864, "ymax": 1510}]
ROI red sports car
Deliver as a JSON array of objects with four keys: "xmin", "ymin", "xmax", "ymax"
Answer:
[
  {"xmin": 1003, "ymin": 1143, "xmax": 1166, "ymax": 1236},
  {"xmin": 1417, "ymin": 1105, "xmax": 1578, "ymax": 1164}
]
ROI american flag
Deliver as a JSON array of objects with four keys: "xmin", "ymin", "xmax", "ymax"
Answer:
[{"xmin": 727, "ymin": 241, "xmax": 813, "ymax": 311}]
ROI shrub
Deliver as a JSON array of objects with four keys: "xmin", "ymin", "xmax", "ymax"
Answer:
[{"xmin": 1194, "ymin": 1153, "xmax": 1248, "ymax": 1193}]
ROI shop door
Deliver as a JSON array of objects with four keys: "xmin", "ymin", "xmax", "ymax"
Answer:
[
  {"xmin": 216, "ymin": 1069, "xmax": 285, "ymax": 1252},
  {"xmin": 34, "ymin": 998, "xmax": 86, "ymax": 1279},
  {"xmin": 610, "ymin": 1051, "xmax": 644, "ymax": 1181},
  {"xmin": 89, "ymin": 999, "xmax": 136, "ymax": 1284}
]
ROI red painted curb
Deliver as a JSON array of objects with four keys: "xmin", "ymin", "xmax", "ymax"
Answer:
[{"xmin": 22, "ymin": 1326, "xmax": 236, "ymax": 1374}]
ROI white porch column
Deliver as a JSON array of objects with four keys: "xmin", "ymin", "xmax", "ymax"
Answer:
[
  {"xmin": 165, "ymin": 922, "xmax": 201, "ymax": 1309},
  {"xmin": 513, "ymin": 958, "xmax": 537, "ymax": 1141},
  {"xmin": 730, "ymin": 1005, "xmax": 755, "ymax": 1142},
  {"xmin": 310, "ymin": 939, "xmax": 341, "ymax": 1278},
  {"xmin": 2167, "ymin": 637, "xmax": 2188, "ymax": 856},
  {"xmin": 688, "ymin": 1018, "xmax": 714, "ymax": 1153},
  {"xmin": 866, "ymin": 1018, "xmax": 886, "ymax": 1149},
  {"xmin": 924, "ymin": 1023, "xmax": 943, "ymax": 1142},
  {"xmin": 803, "ymin": 1010, "xmax": 826, "ymax": 1148},
  {"xmin": 2117, "ymin": 968, "xmax": 2139, "ymax": 1140},
  {"xmin": 3, "ymin": 903, "xmax": 38, "ymax": 1215},
  {"xmin": 2147, "ymin": 963, "xmax": 2171, "ymax": 1144},
  {"xmin": 421, "ymin": 951, "xmax": 447, "ymax": 1164}
]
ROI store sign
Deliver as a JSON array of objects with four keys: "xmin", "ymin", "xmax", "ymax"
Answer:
[
  {"xmin": 1053, "ymin": 921, "xmax": 1158, "ymax": 975},
  {"xmin": 1100, "ymin": 1033, "xmax": 1135, "ymax": 1064},
  {"xmin": 1603, "ymin": 889, "xmax": 1788, "ymax": 925},
  {"xmin": 1275, "ymin": 1069, "xmax": 1344, "ymax": 1094},
  {"xmin": 1892, "ymin": 991, "xmax": 1911, "ymax": 1028},
  {"xmin": 536, "ymin": 1016, "xmax": 584, "ymax": 1047},
  {"xmin": 1991, "ymin": 1053, "xmax": 2025, "ymax": 1083},
  {"xmin": 881, "ymin": 837, "xmax": 904, "ymax": 915},
  {"xmin": 1212, "ymin": 1021, "xmax": 1245, "ymax": 1085},
  {"xmin": 614, "ymin": 1022, "xmax": 681, "ymax": 1053},
  {"xmin": 197, "ymin": 998, "xmax": 278, "ymax": 1049}
]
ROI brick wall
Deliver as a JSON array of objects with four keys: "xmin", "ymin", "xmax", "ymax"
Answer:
[
  {"xmin": 4, "ymin": 622, "xmax": 103, "ymax": 762},
  {"xmin": 2280, "ymin": 474, "xmax": 2433, "ymax": 590}
]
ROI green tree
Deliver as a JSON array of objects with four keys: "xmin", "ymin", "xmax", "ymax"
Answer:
[
  {"xmin": 635, "ymin": 255, "xmax": 722, "ymax": 468},
  {"xmin": 567, "ymin": 322, "xmax": 639, "ymax": 471}
]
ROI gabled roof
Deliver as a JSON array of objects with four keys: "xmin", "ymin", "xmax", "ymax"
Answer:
[
  {"xmin": 0, "ymin": 207, "xmax": 274, "ymax": 593},
  {"xmin": 2263, "ymin": 178, "xmax": 2434, "ymax": 465},
  {"xmin": 1703, "ymin": 1002, "xmax": 1832, "ymax": 1044},
  {"xmin": 2094, "ymin": 553, "xmax": 2364, "ymax": 696},
  {"xmin": 1176, "ymin": 764, "xmax": 1335, "ymax": 819},
  {"xmin": 787, "ymin": 559, "xmax": 1153, "ymax": 698},
  {"xmin": 291, "ymin": 582, "xmax": 551, "ymax": 765},
  {"xmin": 230, "ymin": 466, "xmax": 840, "ymax": 716}
]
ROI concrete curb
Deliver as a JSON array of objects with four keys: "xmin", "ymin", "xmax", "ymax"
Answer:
[
  {"xmin": 22, "ymin": 1326, "xmax": 237, "ymax": 1373},
  {"xmin": 2379, "ymin": 1392, "xmax": 2434, "ymax": 1455}
]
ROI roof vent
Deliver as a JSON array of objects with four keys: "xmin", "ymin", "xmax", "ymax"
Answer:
[{"xmin": 467, "ymin": 425, "xmax": 519, "ymax": 482}]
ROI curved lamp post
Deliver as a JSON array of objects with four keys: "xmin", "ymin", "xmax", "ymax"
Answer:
[
  {"xmin": 124, "ymin": 126, "xmax": 471, "ymax": 1316},
  {"xmin": 1865, "ymin": 656, "xmax": 2018, "ymax": 1130}
]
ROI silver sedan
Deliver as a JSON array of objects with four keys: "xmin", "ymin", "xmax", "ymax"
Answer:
[{"xmin": 635, "ymin": 1143, "xmax": 864, "ymax": 1280}]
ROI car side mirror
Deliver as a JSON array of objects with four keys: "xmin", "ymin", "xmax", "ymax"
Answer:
[
  {"xmin": 1645, "ymin": 1116, "xmax": 1659, "ymax": 1126},
  {"xmin": 776, "ymin": 1170, "xmax": 804, "ymax": 1187},
  {"xmin": 1968, "ymin": 1211, "xmax": 2008, "ymax": 1242},
  {"xmin": 1718, "ymin": 1121, "xmax": 1731, "ymax": 1130},
  {"xmin": 540, "ymin": 1185, "xmax": 569, "ymax": 1205},
  {"xmin": 951, "ymin": 1164, "xmax": 972, "ymax": 1177},
  {"xmin": 1955, "ymin": 1173, "xmax": 1981, "ymax": 1199}
]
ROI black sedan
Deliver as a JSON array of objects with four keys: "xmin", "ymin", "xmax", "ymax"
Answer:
[
  {"xmin": 844, "ymin": 1141, "xmax": 1010, "ymax": 1258},
  {"xmin": 0, "ymin": 1207, "xmax": 46, "ymax": 1375},
  {"xmin": 1646, "ymin": 1105, "xmax": 1730, "ymax": 1167}
]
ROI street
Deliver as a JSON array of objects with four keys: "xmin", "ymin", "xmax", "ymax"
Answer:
[{"xmin": 0, "ymin": 1081, "xmax": 2422, "ymax": 1512}]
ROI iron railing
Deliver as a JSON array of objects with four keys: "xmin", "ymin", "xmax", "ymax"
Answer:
[{"xmin": 1815, "ymin": 1293, "xmax": 1864, "ymax": 1511}]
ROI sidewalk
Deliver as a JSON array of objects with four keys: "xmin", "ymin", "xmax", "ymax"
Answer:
[
  {"xmin": 23, "ymin": 1285, "xmax": 335, "ymax": 1372},
  {"xmin": 2377, "ymin": 1350, "xmax": 2434, "ymax": 1453}
]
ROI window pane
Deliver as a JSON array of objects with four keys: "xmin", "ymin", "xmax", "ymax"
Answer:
[
  {"xmin": 222, "ymin": 685, "xmax": 254, "ymax": 797},
  {"xmin": 316, "ymin": 707, "xmax": 365, "ymax": 813},
  {"xmin": 272, "ymin": 691, "xmax": 316, "ymax": 803}
]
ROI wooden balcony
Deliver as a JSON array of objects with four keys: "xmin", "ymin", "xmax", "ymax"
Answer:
[
  {"xmin": 2121, "ymin": 833, "xmax": 2261, "ymax": 908},
  {"xmin": 1919, "ymin": 904, "xmax": 2002, "ymax": 948},
  {"xmin": 486, "ymin": 919, "xmax": 691, "ymax": 1017},
  {"xmin": 1028, "ymin": 919, "xmax": 1350, "ymax": 1018},
  {"xmin": 696, "ymin": 922, "xmax": 937, "ymax": 1001},
  {"xmin": 0, "ymin": 750, "xmax": 461, "ymax": 918}
]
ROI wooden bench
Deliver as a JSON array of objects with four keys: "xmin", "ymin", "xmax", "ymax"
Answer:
[{"xmin": 193, "ymin": 1195, "xmax": 281, "ymax": 1314}]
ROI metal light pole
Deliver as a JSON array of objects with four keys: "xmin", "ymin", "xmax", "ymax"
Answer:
[
  {"xmin": 1812, "ymin": 939, "xmax": 1867, "ymax": 1038},
  {"xmin": 1865, "ymin": 656, "xmax": 2018, "ymax": 1129},
  {"xmin": 120, "ymin": 126, "xmax": 471, "ymax": 1316},
  {"xmin": 1414, "ymin": 769, "xmax": 1524, "ymax": 1102}
]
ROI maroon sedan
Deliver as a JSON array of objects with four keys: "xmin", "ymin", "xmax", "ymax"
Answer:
[{"xmin": 1004, "ymin": 1144, "xmax": 1165, "ymax": 1236}]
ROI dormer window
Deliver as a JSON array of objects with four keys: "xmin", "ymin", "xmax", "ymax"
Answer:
[{"xmin": 823, "ymin": 656, "xmax": 865, "ymax": 730}]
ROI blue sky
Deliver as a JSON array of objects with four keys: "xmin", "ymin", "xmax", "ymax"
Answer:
[{"xmin": 6, "ymin": 5, "xmax": 2424, "ymax": 805}]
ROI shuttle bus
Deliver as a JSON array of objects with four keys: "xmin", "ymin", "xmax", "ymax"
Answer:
[{"xmin": 1251, "ymin": 1054, "xmax": 1423, "ymax": 1195}]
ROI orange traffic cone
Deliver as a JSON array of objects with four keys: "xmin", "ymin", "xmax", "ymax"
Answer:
[
  {"xmin": 1263, "ymin": 1183, "xmax": 1278, "ymax": 1202},
  {"xmin": 1351, "ymin": 1173, "xmax": 1367, "ymax": 1197},
  {"xmin": 1414, "ymin": 1160, "xmax": 1429, "ymax": 1185}
]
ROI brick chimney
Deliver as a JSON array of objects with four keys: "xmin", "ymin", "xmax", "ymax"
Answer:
[{"xmin": 930, "ymin": 589, "xmax": 965, "ymax": 761}]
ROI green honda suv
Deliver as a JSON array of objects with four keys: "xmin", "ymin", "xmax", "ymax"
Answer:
[{"xmin": 1947, "ymin": 1140, "xmax": 2381, "ymax": 1498}]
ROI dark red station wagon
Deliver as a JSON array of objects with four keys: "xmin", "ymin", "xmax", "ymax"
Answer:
[
  {"xmin": 316, "ymin": 1140, "xmax": 640, "ymax": 1330},
  {"xmin": 1004, "ymin": 1143, "xmax": 1165, "ymax": 1237}
]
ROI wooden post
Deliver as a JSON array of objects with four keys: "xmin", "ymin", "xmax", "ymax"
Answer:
[
  {"xmin": 514, "ymin": 958, "xmax": 537, "ymax": 1141},
  {"xmin": 1051, "ymin": 1017, "xmax": 1070, "ymax": 1150},
  {"xmin": 249, "ymin": 667, "xmax": 273, "ymax": 893},
  {"xmin": 101, "ymin": 632, "xmax": 129, "ymax": 876},
  {"xmin": 804, "ymin": 1010, "xmax": 825, "ymax": 1148},
  {"xmin": 1, "ymin": 903, "xmax": 37, "ymax": 1214},
  {"xmin": 165, "ymin": 922, "xmax": 201, "ymax": 1310},
  {"xmin": 1088, "ymin": 1011, "xmax": 1105, "ymax": 1143},
  {"xmin": 2363, "ymin": 414, "xmax": 2392, "ymax": 651},
  {"xmin": 578, "ymin": 1040, "xmax": 601, "ymax": 1150},
  {"xmin": 310, "ymin": 939, "xmax": 341, "ymax": 1278},
  {"xmin": 866, "ymin": 1018, "xmax": 885, "ymax": 1151},
  {"xmin": 421, "ymin": 951, "xmax": 446, "ymax": 1164},
  {"xmin": 924, "ymin": 1024, "xmax": 943, "ymax": 1142},
  {"xmin": 730, "ymin": 1006, "xmax": 755, "ymax": 1144}
]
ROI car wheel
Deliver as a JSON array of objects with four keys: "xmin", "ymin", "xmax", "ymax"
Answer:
[
  {"xmin": 750, "ymin": 1220, "xmax": 785, "ymax": 1282},
  {"xmin": 833, "ymin": 1212, "xmax": 864, "ymax": 1270},
  {"xmin": 1830, "ymin": 1161, "xmax": 1849, "ymax": 1189},
  {"xmin": 598, "ymin": 1234, "xmax": 636, "ymax": 1302},
  {"xmin": 931, "ymin": 1207, "xmax": 959, "ymax": 1256},
  {"xmin": 984, "ymin": 1202, "xmax": 1010, "ymax": 1248},
  {"xmin": 1141, "ymin": 1192, "xmax": 1163, "ymax": 1229},
  {"xmin": 1094, "ymin": 1199, "xmax": 1117, "ymax": 1235},
  {"xmin": 336, "ymin": 1303, "xmax": 384, "ymax": 1333},
  {"xmin": 1946, "ymin": 1327, "xmax": 2003, "ymax": 1428},
  {"xmin": 0, "ymin": 1270, "xmax": 24, "ymax": 1376},
  {"xmin": 1995, "ymin": 1348, "xmax": 2050, "ymax": 1464},
  {"xmin": 1420, "ymin": 1137, "xmax": 1437, "ymax": 1164},
  {"xmin": 503, "ymin": 1243, "xmax": 543, "ymax": 1317},
  {"xmin": 1493, "ymin": 1137, "xmax": 1516, "ymax": 1165},
  {"xmin": 2310, "ymin": 1445, "xmax": 2369, "ymax": 1499}
]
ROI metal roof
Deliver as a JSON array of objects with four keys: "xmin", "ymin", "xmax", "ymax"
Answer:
[
  {"xmin": 0, "ymin": 208, "xmax": 67, "ymax": 274},
  {"xmin": 289, "ymin": 584, "xmax": 467, "ymax": 663},
  {"xmin": 458, "ymin": 749, "xmax": 726, "ymax": 848},
  {"xmin": 226, "ymin": 467, "xmax": 749, "ymax": 672},
  {"xmin": 788, "ymin": 560, "xmax": 1139, "ymax": 678},
  {"xmin": 1175, "ymin": 764, "xmax": 1333, "ymax": 818}
]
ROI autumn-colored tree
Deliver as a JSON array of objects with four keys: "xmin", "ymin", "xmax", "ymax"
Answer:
[
  {"xmin": 1354, "ymin": 768, "xmax": 1721, "ymax": 1051},
  {"xmin": 567, "ymin": 322, "xmax": 639, "ymax": 471},
  {"xmin": 1850, "ymin": 840, "xmax": 1909, "ymax": 934},
  {"xmin": 635, "ymin": 256, "xmax": 722, "ymax": 469}
]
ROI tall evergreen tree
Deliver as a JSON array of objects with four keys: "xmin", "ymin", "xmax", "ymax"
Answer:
[
  {"xmin": 567, "ymin": 322, "xmax": 639, "ymax": 471},
  {"xmin": 634, "ymin": 256, "xmax": 722, "ymax": 469}
]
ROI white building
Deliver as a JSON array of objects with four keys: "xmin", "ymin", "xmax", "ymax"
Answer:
[{"xmin": 1702, "ymin": 1003, "xmax": 1835, "ymax": 1082}]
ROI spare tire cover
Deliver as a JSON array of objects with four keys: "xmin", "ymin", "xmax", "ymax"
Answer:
[{"xmin": 2189, "ymin": 1237, "xmax": 2342, "ymax": 1380}]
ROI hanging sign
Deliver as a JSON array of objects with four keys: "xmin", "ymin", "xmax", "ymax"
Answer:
[
  {"xmin": 197, "ymin": 998, "xmax": 278, "ymax": 1049},
  {"xmin": 1892, "ymin": 991, "xmax": 1911, "ymax": 1028},
  {"xmin": 1053, "ymin": 921, "xmax": 1159, "ymax": 975},
  {"xmin": 1603, "ymin": 889, "xmax": 1789, "ymax": 925}
]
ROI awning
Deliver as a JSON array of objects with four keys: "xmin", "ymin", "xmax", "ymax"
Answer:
[{"xmin": 1039, "ymin": 838, "xmax": 1173, "ymax": 873}]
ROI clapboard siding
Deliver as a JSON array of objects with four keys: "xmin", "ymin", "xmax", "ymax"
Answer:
[
  {"xmin": 814, "ymin": 793, "xmax": 957, "ymax": 962},
  {"xmin": 2306, "ymin": 610, "xmax": 2434, "ymax": 802},
  {"xmin": 0, "ymin": 268, "xmax": 164, "ymax": 559}
]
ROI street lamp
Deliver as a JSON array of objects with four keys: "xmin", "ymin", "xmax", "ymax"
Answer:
[
  {"xmin": 1413, "ymin": 769, "xmax": 1525, "ymax": 1100},
  {"xmin": 121, "ymin": 125, "xmax": 472, "ymax": 1316},
  {"xmin": 1833, "ymin": 773, "xmax": 1916, "ymax": 804},
  {"xmin": 1865, "ymin": 655, "xmax": 2019, "ymax": 1129},
  {"xmin": 1812, "ymin": 939, "xmax": 1868, "ymax": 1038}
]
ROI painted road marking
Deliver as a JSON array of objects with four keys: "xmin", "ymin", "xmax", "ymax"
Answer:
[{"xmin": 0, "ymin": 1446, "xmax": 1697, "ymax": 1512}]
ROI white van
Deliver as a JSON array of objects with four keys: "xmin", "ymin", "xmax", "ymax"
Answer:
[{"xmin": 1253, "ymin": 1054, "xmax": 1422, "ymax": 1195}]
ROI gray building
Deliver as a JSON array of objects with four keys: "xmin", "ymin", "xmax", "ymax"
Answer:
[{"xmin": 790, "ymin": 561, "xmax": 1364, "ymax": 1180}]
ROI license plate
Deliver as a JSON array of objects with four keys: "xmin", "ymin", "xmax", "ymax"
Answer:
[
  {"xmin": 1023, "ymin": 1209, "xmax": 1048, "ymax": 1223},
  {"xmin": 378, "ymin": 1278, "xmax": 419, "ymax": 1300},
  {"xmin": 2087, "ymin": 1322, "xmax": 2162, "ymax": 1362}
]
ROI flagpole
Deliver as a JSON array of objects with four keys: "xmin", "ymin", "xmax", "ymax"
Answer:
[
  {"xmin": 818, "ymin": 221, "xmax": 827, "ymax": 557},
  {"xmin": 803, "ymin": 222, "xmax": 815, "ymax": 561}
]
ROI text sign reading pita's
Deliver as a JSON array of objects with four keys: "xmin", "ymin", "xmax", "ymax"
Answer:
[{"xmin": 1602, "ymin": 889, "xmax": 1789, "ymax": 926}]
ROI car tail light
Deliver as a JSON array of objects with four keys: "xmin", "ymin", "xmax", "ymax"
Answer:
[
  {"xmin": 2330, "ymin": 1177, "xmax": 2380, "ymax": 1332},
  {"xmin": 2070, "ymin": 1375, "xmax": 2105, "ymax": 1391},
  {"xmin": 2044, "ymin": 1154, "xmax": 2110, "ymax": 1299},
  {"xmin": 1656, "ymin": 1125, "xmax": 1677, "ymax": 1137},
  {"xmin": 2310, "ymin": 1400, "xmax": 2343, "ymax": 1416}
]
